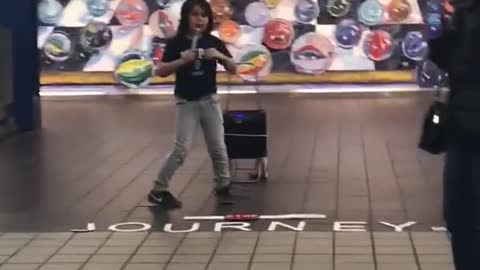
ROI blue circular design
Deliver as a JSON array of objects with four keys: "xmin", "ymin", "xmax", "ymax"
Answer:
[
  {"xmin": 294, "ymin": 0, "xmax": 320, "ymax": 23},
  {"xmin": 335, "ymin": 19, "xmax": 363, "ymax": 49},
  {"xmin": 402, "ymin": 31, "xmax": 428, "ymax": 61},
  {"xmin": 358, "ymin": 0, "xmax": 384, "ymax": 26}
]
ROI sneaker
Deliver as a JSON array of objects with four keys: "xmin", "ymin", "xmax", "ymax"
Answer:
[
  {"xmin": 215, "ymin": 181, "xmax": 231, "ymax": 196},
  {"xmin": 148, "ymin": 190, "xmax": 182, "ymax": 208}
]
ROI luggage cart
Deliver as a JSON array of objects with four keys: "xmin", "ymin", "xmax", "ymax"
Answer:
[{"xmin": 223, "ymin": 62, "xmax": 268, "ymax": 184}]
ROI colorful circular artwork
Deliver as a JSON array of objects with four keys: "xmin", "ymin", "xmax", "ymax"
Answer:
[
  {"xmin": 115, "ymin": 0, "xmax": 149, "ymax": 27},
  {"xmin": 235, "ymin": 45, "xmax": 272, "ymax": 82},
  {"xmin": 426, "ymin": 13, "xmax": 442, "ymax": 39},
  {"xmin": 218, "ymin": 20, "xmax": 241, "ymax": 44},
  {"xmin": 387, "ymin": 0, "xmax": 412, "ymax": 22},
  {"xmin": 402, "ymin": 31, "xmax": 428, "ymax": 61},
  {"xmin": 210, "ymin": 0, "xmax": 233, "ymax": 25},
  {"xmin": 114, "ymin": 50, "xmax": 153, "ymax": 88},
  {"xmin": 294, "ymin": 0, "xmax": 320, "ymax": 24},
  {"xmin": 245, "ymin": 1, "xmax": 271, "ymax": 27},
  {"xmin": 327, "ymin": 0, "xmax": 351, "ymax": 18},
  {"xmin": 43, "ymin": 31, "xmax": 72, "ymax": 62},
  {"xmin": 86, "ymin": 0, "xmax": 109, "ymax": 17},
  {"xmin": 262, "ymin": 0, "xmax": 282, "ymax": 9},
  {"xmin": 290, "ymin": 32, "xmax": 335, "ymax": 74},
  {"xmin": 416, "ymin": 60, "xmax": 447, "ymax": 87},
  {"xmin": 363, "ymin": 30, "xmax": 394, "ymax": 62},
  {"xmin": 334, "ymin": 19, "xmax": 363, "ymax": 49},
  {"xmin": 358, "ymin": 0, "xmax": 384, "ymax": 26},
  {"xmin": 263, "ymin": 19, "xmax": 294, "ymax": 50},
  {"xmin": 156, "ymin": 0, "xmax": 171, "ymax": 9},
  {"xmin": 38, "ymin": 0, "xmax": 63, "ymax": 25},
  {"xmin": 149, "ymin": 10, "xmax": 177, "ymax": 38},
  {"xmin": 80, "ymin": 20, "xmax": 113, "ymax": 53}
]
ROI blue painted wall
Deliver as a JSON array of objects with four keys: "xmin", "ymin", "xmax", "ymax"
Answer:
[{"xmin": 0, "ymin": 0, "xmax": 40, "ymax": 131}]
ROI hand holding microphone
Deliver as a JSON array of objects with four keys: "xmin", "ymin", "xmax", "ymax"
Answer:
[{"xmin": 180, "ymin": 29, "xmax": 201, "ymax": 64}]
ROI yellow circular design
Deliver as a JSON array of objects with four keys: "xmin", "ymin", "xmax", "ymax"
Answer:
[{"xmin": 262, "ymin": 0, "xmax": 282, "ymax": 9}]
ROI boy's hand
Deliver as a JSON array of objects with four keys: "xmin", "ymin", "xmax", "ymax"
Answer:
[{"xmin": 205, "ymin": 48, "xmax": 225, "ymax": 61}]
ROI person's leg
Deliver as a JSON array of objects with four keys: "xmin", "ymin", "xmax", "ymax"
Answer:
[
  {"xmin": 199, "ymin": 95, "xmax": 231, "ymax": 193},
  {"xmin": 444, "ymin": 144, "xmax": 473, "ymax": 270},
  {"xmin": 150, "ymin": 99, "xmax": 199, "ymax": 205},
  {"xmin": 470, "ymin": 144, "xmax": 480, "ymax": 270}
]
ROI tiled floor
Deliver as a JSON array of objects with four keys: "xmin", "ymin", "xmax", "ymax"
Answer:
[
  {"xmin": 0, "ymin": 231, "xmax": 454, "ymax": 270},
  {"xmin": 0, "ymin": 93, "xmax": 445, "ymax": 232}
]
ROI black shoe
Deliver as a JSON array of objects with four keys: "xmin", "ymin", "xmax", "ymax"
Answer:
[
  {"xmin": 148, "ymin": 190, "xmax": 182, "ymax": 209},
  {"xmin": 215, "ymin": 182, "xmax": 231, "ymax": 196}
]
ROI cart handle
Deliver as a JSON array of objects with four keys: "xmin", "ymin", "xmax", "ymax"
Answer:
[{"xmin": 225, "ymin": 62, "xmax": 262, "ymax": 111}]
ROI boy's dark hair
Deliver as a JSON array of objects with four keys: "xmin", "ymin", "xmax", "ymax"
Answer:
[{"xmin": 176, "ymin": 0, "xmax": 214, "ymax": 38}]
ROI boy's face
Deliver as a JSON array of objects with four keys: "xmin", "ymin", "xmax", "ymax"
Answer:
[{"xmin": 189, "ymin": 5, "xmax": 208, "ymax": 34}]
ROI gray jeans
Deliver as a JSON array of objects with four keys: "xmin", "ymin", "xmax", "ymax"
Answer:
[{"xmin": 154, "ymin": 94, "xmax": 230, "ymax": 190}]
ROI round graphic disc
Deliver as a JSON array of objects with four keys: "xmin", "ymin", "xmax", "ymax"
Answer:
[
  {"xmin": 334, "ymin": 19, "xmax": 363, "ymax": 49},
  {"xmin": 294, "ymin": 0, "xmax": 320, "ymax": 24},
  {"xmin": 80, "ymin": 20, "xmax": 113, "ymax": 53},
  {"xmin": 156, "ymin": 0, "xmax": 171, "ymax": 9},
  {"xmin": 262, "ymin": 0, "xmax": 282, "ymax": 8},
  {"xmin": 426, "ymin": 13, "xmax": 442, "ymax": 39},
  {"xmin": 387, "ymin": 0, "xmax": 411, "ymax": 22},
  {"xmin": 263, "ymin": 19, "xmax": 294, "ymax": 50},
  {"xmin": 86, "ymin": 0, "xmax": 109, "ymax": 17},
  {"xmin": 245, "ymin": 2, "xmax": 270, "ymax": 27},
  {"xmin": 327, "ymin": 0, "xmax": 351, "ymax": 18},
  {"xmin": 363, "ymin": 30, "xmax": 394, "ymax": 62},
  {"xmin": 115, "ymin": 0, "xmax": 149, "ymax": 27},
  {"xmin": 43, "ymin": 31, "xmax": 72, "ymax": 62},
  {"xmin": 235, "ymin": 45, "xmax": 272, "ymax": 82},
  {"xmin": 218, "ymin": 20, "xmax": 241, "ymax": 43},
  {"xmin": 211, "ymin": 0, "xmax": 233, "ymax": 25},
  {"xmin": 114, "ymin": 50, "xmax": 153, "ymax": 88},
  {"xmin": 290, "ymin": 32, "xmax": 334, "ymax": 74},
  {"xmin": 149, "ymin": 10, "xmax": 177, "ymax": 38},
  {"xmin": 358, "ymin": 0, "xmax": 384, "ymax": 26},
  {"xmin": 401, "ymin": 31, "xmax": 428, "ymax": 61},
  {"xmin": 38, "ymin": 0, "xmax": 63, "ymax": 25},
  {"xmin": 416, "ymin": 60, "xmax": 447, "ymax": 87}
]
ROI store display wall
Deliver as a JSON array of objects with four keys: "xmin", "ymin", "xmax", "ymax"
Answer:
[{"xmin": 37, "ymin": 0, "xmax": 448, "ymax": 87}]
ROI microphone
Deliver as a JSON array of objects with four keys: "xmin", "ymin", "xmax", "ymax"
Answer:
[{"xmin": 191, "ymin": 27, "xmax": 200, "ymax": 50}]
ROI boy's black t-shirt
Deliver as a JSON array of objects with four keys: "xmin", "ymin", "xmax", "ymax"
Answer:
[{"xmin": 161, "ymin": 34, "xmax": 232, "ymax": 101}]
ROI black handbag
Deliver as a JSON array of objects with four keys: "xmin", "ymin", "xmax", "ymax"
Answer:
[{"xmin": 418, "ymin": 88, "xmax": 448, "ymax": 154}]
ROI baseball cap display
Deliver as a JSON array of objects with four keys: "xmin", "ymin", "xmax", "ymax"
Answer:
[
  {"xmin": 149, "ymin": 10, "xmax": 177, "ymax": 38},
  {"xmin": 156, "ymin": 0, "xmax": 171, "ymax": 9},
  {"xmin": 218, "ymin": 20, "xmax": 241, "ymax": 44},
  {"xmin": 262, "ymin": 0, "xmax": 282, "ymax": 8},
  {"xmin": 245, "ymin": 1, "xmax": 271, "ymax": 27},
  {"xmin": 114, "ymin": 50, "xmax": 153, "ymax": 88},
  {"xmin": 358, "ymin": 0, "xmax": 384, "ymax": 26},
  {"xmin": 334, "ymin": 19, "xmax": 363, "ymax": 49},
  {"xmin": 80, "ymin": 20, "xmax": 113, "ymax": 53},
  {"xmin": 235, "ymin": 45, "xmax": 272, "ymax": 82},
  {"xmin": 290, "ymin": 32, "xmax": 335, "ymax": 74},
  {"xmin": 294, "ymin": 0, "xmax": 320, "ymax": 24},
  {"xmin": 401, "ymin": 31, "xmax": 428, "ymax": 61},
  {"xmin": 363, "ymin": 30, "xmax": 393, "ymax": 62},
  {"xmin": 416, "ymin": 60, "xmax": 447, "ymax": 87},
  {"xmin": 210, "ymin": 0, "xmax": 233, "ymax": 25},
  {"xmin": 115, "ymin": 0, "xmax": 149, "ymax": 27},
  {"xmin": 38, "ymin": 0, "xmax": 64, "ymax": 25},
  {"xmin": 263, "ymin": 19, "xmax": 294, "ymax": 50},
  {"xmin": 327, "ymin": 0, "xmax": 351, "ymax": 18},
  {"xmin": 86, "ymin": 0, "xmax": 109, "ymax": 18},
  {"xmin": 387, "ymin": 0, "xmax": 411, "ymax": 22},
  {"xmin": 43, "ymin": 31, "xmax": 72, "ymax": 62}
]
